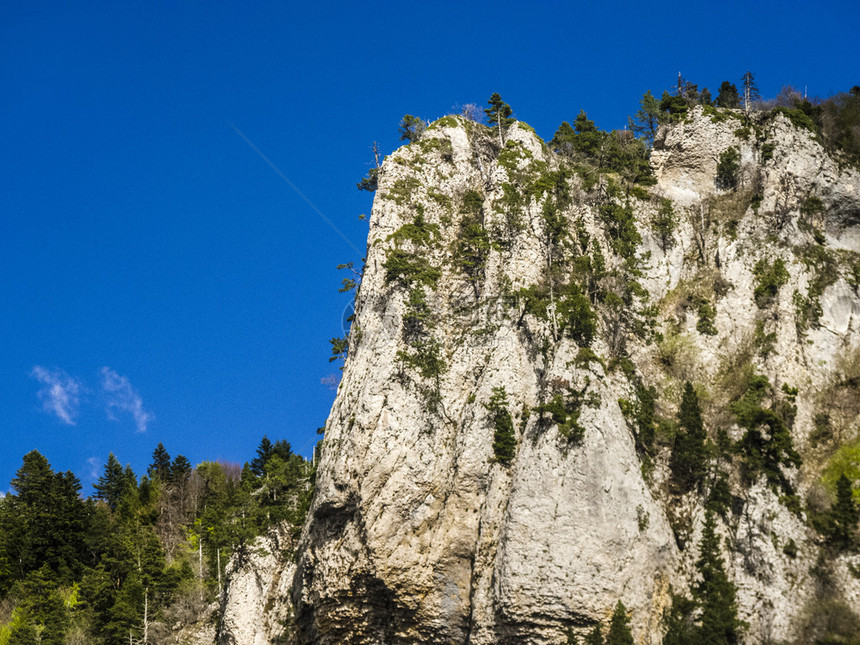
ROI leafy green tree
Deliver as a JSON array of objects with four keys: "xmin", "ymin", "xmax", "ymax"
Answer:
[
  {"xmin": 398, "ymin": 114, "xmax": 426, "ymax": 143},
  {"xmin": 670, "ymin": 382, "xmax": 709, "ymax": 493},
  {"xmin": 694, "ymin": 510, "xmax": 742, "ymax": 643},
  {"xmin": 486, "ymin": 387, "xmax": 516, "ymax": 465},
  {"xmin": 485, "ymin": 92, "xmax": 514, "ymax": 144},
  {"xmin": 630, "ymin": 90, "xmax": 662, "ymax": 148},
  {"xmin": 600, "ymin": 131, "xmax": 653, "ymax": 183},
  {"xmin": 716, "ymin": 82, "xmax": 741, "ymax": 109},
  {"xmin": 828, "ymin": 474, "xmax": 859, "ymax": 549},
  {"xmin": 606, "ymin": 600, "xmax": 634, "ymax": 645}
]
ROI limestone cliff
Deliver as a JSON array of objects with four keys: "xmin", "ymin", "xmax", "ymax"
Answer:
[{"xmin": 224, "ymin": 106, "xmax": 860, "ymax": 644}]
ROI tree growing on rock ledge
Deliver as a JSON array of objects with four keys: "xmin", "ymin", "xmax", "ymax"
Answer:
[
  {"xmin": 485, "ymin": 92, "xmax": 514, "ymax": 145},
  {"xmin": 398, "ymin": 114, "xmax": 426, "ymax": 143},
  {"xmin": 486, "ymin": 386, "xmax": 516, "ymax": 465},
  {"xmin": 606, "ymin": 600, "xmax": 634, "ymax": 644},
  {"xmin": 827, "ymin": 474, "xmax": 859, "ymax": 550},
  {"xmin": 669, "ymin": 382, "xmax": 708, "ymax": 494}
]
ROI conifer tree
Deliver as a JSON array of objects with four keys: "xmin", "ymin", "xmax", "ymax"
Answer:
[
  {"xmin": 398, "ymin": 115, "xmax": 426, "ymax": 143},
  {"xmin": 485, "ymin": 92, "xmax": 514, "ymax": 145},
  {"xmin": 694, "ymin": 510, "xmax": 741, "ymax": 643},
  {"xmin": 6, "ymin": 451, "xmax": 88, "ymax": 585},
  {"xmin": 572, "ymin": 110, "xmax": 603, "ymax": 157},
  {"xmin": 606, "ymin": 600, "xmax": 634, "ymax": 645},
  {"xmin": 716, "ymin": 82, "xmax": 741, "ymax": 109},
  {"xmin": 669, "ymin": 382, "xmax": 709, "ymax": 493},
  {"xmin": 250, "ymin": 436, "xmax": 274, "ymax": 477},
  {"xmin": 662, "ymin": 591, "xmax": 697, "ymax": 644},
  {"xmin": 741, "ymin": 71, "xmax": 760, "ymax": 113},
  {"xmin": 486, "ymin": 387, "xmax": 516, "ymax": 465},
  {"xmin": 629, "ymin": 90, "xmax": 661, "ymax": 147},
  {"xmin": 148, "ymin": 442, "xmax": 172, "ymax": 481},
  {"xmin": 584, "ymin": 624, "xmax": 604, "ymax": 645},
  {"xmin": 170, "ymin": 454, "xmax": 192, "ymax": 484},
  {"xmin": 828, "ymin": 474, "xmax": 859, "ymax": 549},
  {"xmin": 94, "ymin": 454, "xmax": 128, "ymax": 511}
]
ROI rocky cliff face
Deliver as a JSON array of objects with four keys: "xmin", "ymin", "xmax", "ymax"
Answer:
[
  {"xmin": 232, "ymin": 107, "xmax": 860, "ymax": 643},
  {"xmin": 217, "ymin": 528, "xmax": 296, "ymax": 644}
]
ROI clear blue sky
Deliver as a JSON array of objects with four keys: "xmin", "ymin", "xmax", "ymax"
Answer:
[{"xmin": 2, "ymin": 0, "xmax": 857, "ymax": 493}]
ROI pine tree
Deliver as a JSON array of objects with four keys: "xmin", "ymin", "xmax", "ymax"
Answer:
[
  {"xmin": 606, "ymin": 600, "xmax": 634, "ymax": 645},
  {"xmin": 398, "ymin": 114, "xmax": 426, "ymax": 143},
  {"xmin": 170, "ymin": 454, "xmax": 192, "ymax": 484},
  {"xmin": 741, "ymin": 71, "xmax": 760, "ymax": 113},
  {"xmin": 828, "ymin": 474, "xmax": 859, "ymax": 549},
  {"xmin": 485, "ymin": 92, "xmax": 514, "ymax": 145},
  {"xmin": 629, "ymin": 90, "xmax": 661, "ymax": 147},
  {"xmin": 662, "ymin": 591, "xmax": 697, "ymax": 645},
  {"xmin": 148, "ymin": 443, "xmax": 172, "ymax": 481},
  {"xmin": 250, "ymin": 436, "xmax": 274, "ymax": 477},
  {"xmin": 572, "ymin": 110, "xmax": 603, "ymax": 158},
  {"xmin": 7, "ymin": 451, "xmax": 88, "ymax": 585},
  {"xmin": 670, "ymin": 382, "xmax": 709, "ymax": 493},
  {"xmin": 694, "ymin": 510, "xmax": 741, "ymax": 643},
  {"xmin": 94, "ymin": 453, "xmax": 127, "ymax": 511},
  {"xmin": 486, "ymin": 387, "xmax": 516, "ymax": 465},
  {"xmin": 716, "ymin": 82, "xmax": 741, "ymax": 109},
  {"xmin": 584, "ymin": 624, "xmax": 604, "ymax": 645}
]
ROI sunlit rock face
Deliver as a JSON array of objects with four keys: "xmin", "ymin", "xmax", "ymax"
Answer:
[{"xmin": 223, "ymin": 107, "xmax": 860, "ymax": 644}]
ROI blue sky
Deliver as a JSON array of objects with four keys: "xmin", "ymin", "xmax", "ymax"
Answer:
[{"xmin": 2, "ymin": 0, "xmax": 858, "ymax": 493}]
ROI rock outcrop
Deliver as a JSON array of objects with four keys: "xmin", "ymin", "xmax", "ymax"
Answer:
[
  {"xmin": 223, "ymin": 106, "xmax": 860, "ymax": 643},
  {"xmin": 218, "ymin": 528, "xmax": 296, "ymax": 644}
]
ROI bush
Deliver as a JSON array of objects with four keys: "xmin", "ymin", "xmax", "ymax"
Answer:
[
  {"xmin": 535, "ymin": 384, "xmax": 599, "ymax": 443},
  {"xmin": 716, "ymin": 146, "xmax": 740, "ymax": 190},
  {"xmin": 696, "ymin": 302, "xmax": 718, "ymax": 336},
  {"xmin": 771, "ymin": 106, "xmax": 817, "ymax": 132},
  {"xmin": 383, "ymin": 250, "xmax": 440, "ymax": 288},
  {"xmin": 752, "ymin": 257, "xmax": 789, "ymax": 308}
]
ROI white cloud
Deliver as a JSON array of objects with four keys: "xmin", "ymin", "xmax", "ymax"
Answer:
[
  {"xmin": 31, "ymin": 366, "xmax": 83, "ymax": 425},
  {"xmin": 100, "ymin": 367, "xmax": 152, "ymax": 433},
  {"xmin": 86, "ymin": 456, "xmax": 101, "ymax": 480}
]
